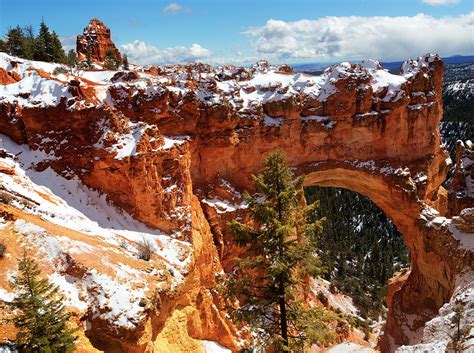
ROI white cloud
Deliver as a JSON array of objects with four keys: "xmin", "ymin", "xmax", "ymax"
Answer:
[
  {"xmin": 207, "ymin": 54, "xmax": 260, "ymax": 66},
  {"xmin": 245, "ymin": 12, "xmax": 474, "ymax": 62},
  {"xmin": 162, "ymin": 2, "xmax": 191, "ymax": 15},
  {"xmin": 422, "ymin": 0, "xmax": 460, "ymax": 6},
  {"xmin": 121, "ymin": 40, "xmax": 211, "ymax": 65},
  {"xmin": 60, "ymin": 35, "xmax": 77, "ymax": 53},
  {"xmin": 120, "ymin": 40, "xmax": 258, "ymax": 66}
]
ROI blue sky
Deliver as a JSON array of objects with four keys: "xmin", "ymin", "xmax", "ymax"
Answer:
[{"xmin": 1, "ymin": 0, "xmax": 473, "ymax": 65}]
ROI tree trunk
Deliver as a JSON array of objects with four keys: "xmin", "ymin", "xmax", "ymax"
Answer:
[
  {"xmin": 279, "ymin": 274, "xmax": 288, "ymax": 351},
  {"xmin": 276, "ymin": 168, "xmax": 288, "ymax": 350}
]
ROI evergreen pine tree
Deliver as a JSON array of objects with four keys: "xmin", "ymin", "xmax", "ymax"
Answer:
[
  {"xmin": 34, "ymin": 34, "xmax": 48, "ymax": 62},
  {"xmin": 122, "ymin": 53, "xmax": 129, "ymax": 70},
  {"xmin": 8, "ymin": 250, "xmax": 78, "ymax": 352},
  {"xmin": 304, "ymin": 186, "xmax": 409, "ymax": 319},
  {"xmin": 66, "ymin": 49, "xmax": 77, "ymax": 73},
  {"xmin": 21, "ymin": 25, "xmax": 36, "ymax": 60},
  {"xmin": 50, "ymin": 31, "xmax": 66, "ymax": 63},
  {"xmin": 34, "ymin": 21, "xmax": 53, "ymax": 62},
  {"xmin": 5, "ymin": 26, "xmax": 25, "ymax": 57},
  {"xmin": 224, "ymin": 151, "xmax": 335, "ymax": 351},
  {"xmin": 0, "ymin": 39, "xmax": 6, "ymax": 53},
  {"xmin": 104, "ymin": 48, "xmax": 118, "ymax": 70}
]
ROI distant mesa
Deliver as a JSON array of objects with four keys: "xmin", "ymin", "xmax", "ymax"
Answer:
[{"xmin": 76, "ymin": 18, "xmax": 121, "ymax": 65}]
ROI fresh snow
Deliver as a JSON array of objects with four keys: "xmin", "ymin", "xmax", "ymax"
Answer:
[
  {"xmin": 107, "ymin": 122, "xmax": 147, "ymax": 159},
  {"xmin": 327, "ymin": 342, "xmax": 374, "ymax": 352},
  {"xmin": 354, "ymin": 110, "xmax": 390, "ymax": 118},
  {"xmin": 396, "ymin": 271, "xmax": 474, "ymax": 352},
  {"xmin": 0, "ymin": 52, "xmax": 62, "ymax": 75},
  {"xmin": 201, "ymin": 340, "xmax": 232, "ymax": 353},
  {"xmin": 449, "ymin": 219, "xmax": 474, "ymax": 251},
  {"xmin": 310, "ymin": 278, "xmax": 361, "ymax": 319},
  {"xmin": 94, "ymin": 118, "xmax": 187, "ymax": 159},
  {"xmin": 217, "ymin": 55, "xmax": 436, "ymax": 113},
  {"xmin": 14, "ymin": 219, "xmax": 96, "ymax": 260},
  {"xmin": 0, "ymin": 345, "xmax": 18, "ymax": 353},
  {"xmin": 0, "ymin": 52, "xmax": 437, "ymax": 124},
  {"xmin": 0, "ymin": 134, "xmax": 193, "ymax": 327},
  {"xmin": 0, "ymin": 134, "xmax": 193, "ymax": 267},
  {"xmin": 83, "ymin": 268, "xmax": 149, "ymax": 328},
  {"xmin": 421, "ymin": 206, "xmax": 474, "ymax": 251},
  {"xmin": 48, "ymin": 273, "xmax": 89, "ymax": 312},
  {"xmin": 201, "ymin": 198, "xmax": 248, "ymax": 214},
  {"xmin": 365, "ymin": 65, "xmax": 406, "ymax": 102},
  {"xmin": 263, "ymin": 114, "xmax": 283, "ymax": 127},
  {"xmin": 160, "ymin": 136, "xmax": 188, "ymax": 150},
  {"xmin": 0, "ymin": 288, "xmax": 14, "ymax": 303},
  {"xmin": 0, "ymin": 71, "xmax": 72, "ymax": 108},
  {"xmin": 76, "ymin": 70, "xmax": 118, "ymax": 84},
  {"xmin": 301, "ymin": 115, "xmax": 330, "ymax": 123},
  {"xmin": 301, "ymin": 115, "xmax": 337, "ymax": 128}
]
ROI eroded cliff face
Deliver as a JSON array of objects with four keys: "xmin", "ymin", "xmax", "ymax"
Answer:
[{"xmin": 0, "ymin": 46, "xmax": 472, "ymax": 352}]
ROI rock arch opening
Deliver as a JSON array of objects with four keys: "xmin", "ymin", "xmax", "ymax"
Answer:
[{"xmin": 304, "ymin": 184, "xmax": 409, "ymax": 323}]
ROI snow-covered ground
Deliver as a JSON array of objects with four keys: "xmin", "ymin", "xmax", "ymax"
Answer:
[
  {"xmin": 396, "ymin": 271, "xmax": 474, "ymax": 353},
  {"xmin": 201, "ymin": 197, "xmax": 248, "ymax": 214},
  {"xmin": 326, "ymin": 342, "xmax": 374, "ymax": 352},
  {"xmin": 0, "ymin": 345, "xmax": 18, "ymax": 353},
  {"xmin": 93, "ymin": 119, "xmax": 189, "ymax": 160},
  {"xmin": 0, "ymin": 52, "xmax": 439, "ymax": 122},
  {"xmin": 201, "ymin": 340, "xmax": 232, "ymax": 353},
  {"xmin": 310, "ymin": 278, "xmax": 362, "ymax": 319},
  {"xmin": 421, "ymin": 206, "xmax": 474, "ymax": 251},
  {"xmin": 0, "ymin": 133, "xmax": 193, "ymax": 329}
]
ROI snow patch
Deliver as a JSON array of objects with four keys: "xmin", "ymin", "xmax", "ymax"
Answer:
[
  {"xmin": 396, "ymin": 271, "xmax": 474, "ymax": 352},
  {"xmin": 201, "ymin": 340, "xmax": 232, "ymax": 353},
  {"xmin": 48, "ymin": 273, "xmax": 88, "ymax": 312},
  {"xmin": 0, "ymin": 71, "xmax": 72, "ymax": 108},
  {"xmin": 0, "ymin": 135, "xmax": 193, "ymax": 327},
  {"xmin": 0, "ymin": 288, "xmax": 14, "ymax": 303},
  {"xmin": 201, "ymin": 198, "xmax": 248, "ymax": 214},
  {"xmin": 327, "ymin": 342, "xmax": 374, "ymax": 352}
]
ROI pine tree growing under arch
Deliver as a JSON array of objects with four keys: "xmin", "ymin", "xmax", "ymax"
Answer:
[{"xmin": 223, "ymin": 151, "xmax": 336, "ymax": 352}]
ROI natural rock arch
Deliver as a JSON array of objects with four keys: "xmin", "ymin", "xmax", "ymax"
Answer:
[
  {"xmin": 301, "ymin": 166, "xmax": 456, "ymax": 349},
  {"xmin": 187, "ymin": 55, "xmax": 472, "ymax": 350}
]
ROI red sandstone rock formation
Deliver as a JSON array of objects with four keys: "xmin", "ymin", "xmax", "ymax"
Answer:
[
  {"xmin": 76, "ymin": 18, "xmax": 121, "ymax": 64},
  {"xmin": 0, "ymin": 51, "xmax": 472, "ymax": 352},
  {"xmin": 0, "ymin": 68, "xmax": 19, "ymax": 85},
  {"xmin": 447, "ymin": 140, "xmax": 473, "ymax": 216}
]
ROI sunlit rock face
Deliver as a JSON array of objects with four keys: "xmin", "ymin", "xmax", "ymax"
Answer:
[
  {"xmin": 0, "ymin": 45, "xmax": 472, "ymax": 353},
  {"xmin": 76, "ymin": 18, "xmax": 121, "ymax": 65}
]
